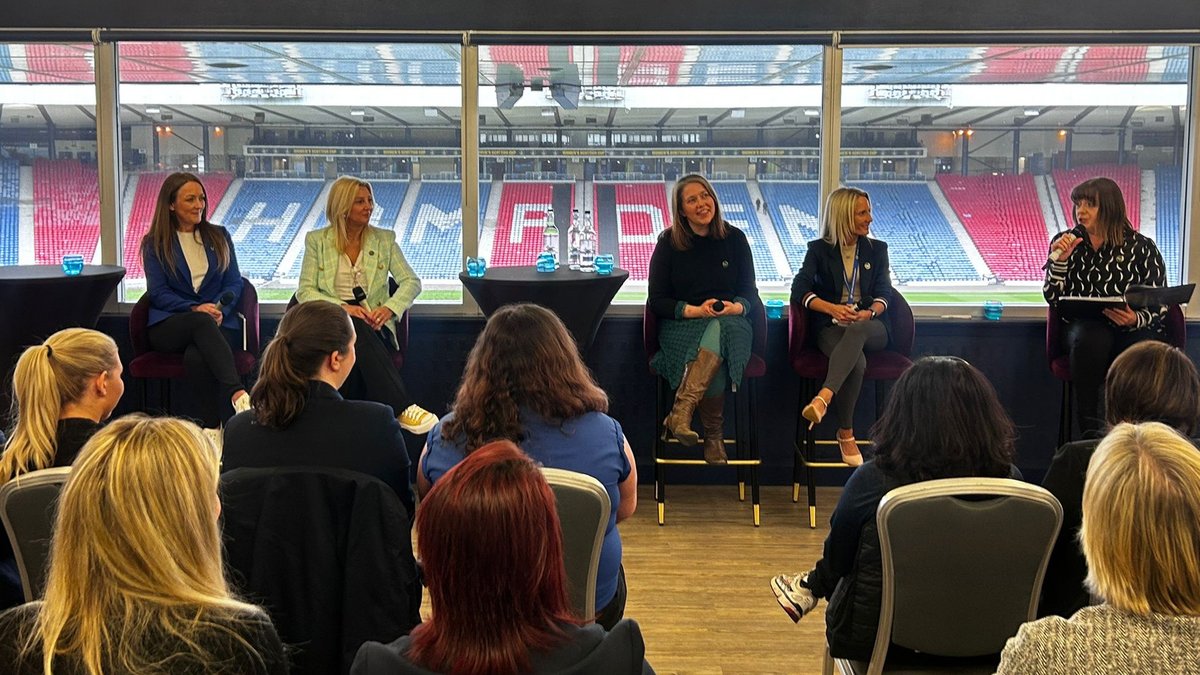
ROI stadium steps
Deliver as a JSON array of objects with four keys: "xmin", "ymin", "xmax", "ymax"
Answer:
[
  {"xmin": 479, "ymin": 179, "xmax": 504, "ymax": 260},
  {"xmin": 927, "ymin": 181, "xmax": 991, "ymax": 279},
  {"xmin": 1139, "ymin": 169, "xmax": 1157, "ymax": 242},
  {"xmin": 394, "ymin": 179, "xmax": 422, "ymax": 238},
  {"xmin": 18, "ymin": 165, "xmax": 33, "ymax": 264},
  {"xmin": 209, "ymin": 178, "xmax": 243, "ymax": 223},
  {"xmin": 748, "ymin": 179, "xmax": 794, "ymax": 280},
  {"xmin": 1036, "ymin": 175, "xmax": 1067, "ymax": 237},
  {"xmin": 275, "ymin": 180, "xmax": 334, "ymax": 279}
]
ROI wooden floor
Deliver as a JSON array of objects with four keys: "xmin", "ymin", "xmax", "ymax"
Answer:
[{"xmin": 622, "ymin": 485, "xmax": 841, "ymax": 675}]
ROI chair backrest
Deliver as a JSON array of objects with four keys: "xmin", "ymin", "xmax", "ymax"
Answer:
[
  {"xmin": 1047, "ymin": 303, "xmax": 1186, "ymax": 367},
  {"xmin": 238, "ymin": 277, "xmax": 260, "ymax": 355},
  {"xmin": 542, "ymin": 467, "xmax": 610, "ymax": 622},
  {"xmin": 221, "ymin": 466, "xmax": 421, "ymax": 675},
  {"xmin": 130, "ymin": 293, "xmax": 152, "ymax": 356},
  {"xmin": 867, "ymin": 478, "xmax": 1062, "ymax": 673},
  {"xmin": 789, "ymin": 288, "xmax": 914, "ymax": 361},
  {"xmin": 0, "ymin": 467, "xmax": 72, "ymax": 601}
]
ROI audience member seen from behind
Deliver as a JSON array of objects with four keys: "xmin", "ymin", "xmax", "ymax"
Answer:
[
  {"xmin": 296, "ymin": 175, "xmax": 438, "ymax": 435},
  {"xmin": 769, "ymin": 356, "xmax": 1020, "ymax": 662},
  {"xmin": 998, "ymin": 422, "xmax": 1200, "ymax": 673},
  {"xmin": 792, "ymin": 187, "xmax": 893, "ymax": 466},
  {"xmin": 141, "ymin": 172, "xmax": 249, "ymax": 425},
  {"xmin": 0, "ymin": 415, "xmax": 287, "ymax": 674},
  {"xmin": 1043, "ymin": 176, "xmax": 1168, "ymax": 436},
  {"xmin": 223, "ymin": 300, "xmax": 414, "ymax": 515},
  {"xmin": 647, "ymin": 173, "xmax": 761, "ymax": 464},
  {"xmin": 356, "ymin": 441, "xmax": 653, "ymax": 675},
  {"xmin": 1040, "ymin": 340, "xmax": 1200, "ymax": 618},
  {"xmin": 0, "ymin": 328, "xmax": 124, "ymax": 609},
  {"xmin": 419, "ymin": 304, "xmax": 636, "ymax": 628}
]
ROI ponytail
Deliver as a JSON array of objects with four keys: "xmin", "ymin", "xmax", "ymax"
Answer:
[
  {"xmin": 2, "ymin": 329, "xmax": 119, "ymax": 483},
  {"xmin": 251, "ymin": 301, "xmax": 354, "ymax": 429}
]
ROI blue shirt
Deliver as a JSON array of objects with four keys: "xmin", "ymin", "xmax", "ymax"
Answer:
[{"xmin": 423, "ymin": 410, "xmax": 630, "ymax": 611}]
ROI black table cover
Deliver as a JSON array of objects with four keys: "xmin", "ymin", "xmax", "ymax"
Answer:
[{"xmin": 460, "ymin": 266, "xmax": 629, "ymax": 357}]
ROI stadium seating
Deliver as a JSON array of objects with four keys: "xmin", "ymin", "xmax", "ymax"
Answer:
[
  {"xmin": 974, "ymin": 46, "xmax": 1068, "ymax": 83},
  {"xmin": 1163, "ymin": 46, "xmax": 1190, "ymax": 83},
  {"xmin": 122, "ymin": 172, "xmax": 234, "ymax": 279},
  {"xmin": 490, "ymin": 182, "xmax": 572, "ymax": 268},
  {"xmin": 118, "ymin": 42, "xmax": 191, "ymax": 82},
  {"xmin": 33, "ymin": 159, "xmax": 100, "ymax": 264},
  {"xmin": 0, "ymin": 159, "xmax": 18, "ymax": 265},
  {"xmin": 936, "ymin": 173, "xmax": 1047, "ymax": 282},
  {"xmin": 1155, "ymin": 165, "xmax": 1182, "ymax": 286},
  {"xmin": 618, "ymin": 46, "xmax": 685, "ymax": 86},
  {"xmin": 712, "ymin": 182, "xmax": 784, "ymax": 282},
  {"xmin": 26, "ymin": 44, "xmax": 92, "ymax": 83},
  {"xmin": 759, "ymin": 181, "xmax": 821, "ymax": 273},
  {"xmin": 281, "ymin": 179, "xmax": 411, "ymax": 278},
  {"xmin": 0, "ymin": 45, "xmax": 14, "ymax": 83},
  {"xmin": 1078, "ymin": 46, "xmax": 1149, "ymax": 83},
  {"xmin": 593, "ymin": 182, "xmax": 670, "ymax": 281},
  {"xmin": 1052, "ymin": 164, "xmax": 1140, "ymax": 231},
  {"xmin": 856, "ymin": 181, "xmax": 980, "ymax": 283},
  {"xmin": 687, "ymin": 46, "xmax": 780, "ymax": 85},
  {"xmin": 221, "ymin": 180, "xmax": 324, "ymax": 279}
]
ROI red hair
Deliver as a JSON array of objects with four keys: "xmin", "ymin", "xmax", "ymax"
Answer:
[{"xmin": 408, "ymin": 441, "xmax": 580, "ymax": 674}]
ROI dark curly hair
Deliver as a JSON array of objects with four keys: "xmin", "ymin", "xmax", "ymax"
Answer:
[{"xmin": 439, "ymin": 304, "xmax": 608, "ymax": 452}]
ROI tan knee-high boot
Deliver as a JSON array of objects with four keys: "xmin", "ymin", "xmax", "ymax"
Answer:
[
  {"xmin": 663, "ymin": 348, "xmax": 722, "ymax": 447},
  {"xmin": 698, "ymin": 395, "xmax": 728, "ymax": 464}
]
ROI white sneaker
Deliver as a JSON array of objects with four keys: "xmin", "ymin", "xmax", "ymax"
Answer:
[
  {"xmin": 232, "ymin": 392, "xmax": 251, "ymax": 414},
  {"xmin": 398, "ymin": 404, "xmax": 438, "ymax": 434},
  {"xmin": 770, "ymin": 572, "xmax": 818, "ymax": 623}
]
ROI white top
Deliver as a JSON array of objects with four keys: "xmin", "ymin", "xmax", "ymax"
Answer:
[
  {"xmin": 176, "ymin": 230, "xmax": 208, "ymax": 292},
  {"xmin": 334, "ymin": 252, "xmax": 365, "ymax": 304}
]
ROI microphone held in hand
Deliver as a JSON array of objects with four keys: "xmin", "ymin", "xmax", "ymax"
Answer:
[
  {"xmin": 712, "ymin": 300, "xmax": 725, "ymax": 313},
  {"xmin": 214, "ymin": 291, "xmax": 235, "ymax": 313},
  {"xmin": 1047, "ymin": 226, "xmax": 1086, "ymax": 265},
  {"xmin": 352, "ymin": 286, "xmax": 372, "ymax": 312}
]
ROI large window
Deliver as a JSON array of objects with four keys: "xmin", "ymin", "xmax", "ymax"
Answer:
[
  {"xmin": 114, "ymin": 41, "xmax": 463, "ymax": 302},
  {"xmin": 0, "ymin": 43, "xmax": 97, "ymax": 267},
  {"xmin": 839, "ymin": 45, "xmax": 1191, "ymax": 304},
  {"xmin": 477, "ymin": 44, "xmax": 824, "ymax": 303}
]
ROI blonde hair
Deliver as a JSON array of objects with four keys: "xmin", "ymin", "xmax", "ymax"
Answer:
[
  {"xmin": 1082, "ymin": 422, "xmax": 1200, "ymax": 616},
  {"xmin": 26, "ymin": 414, "xmax": 265, "ymax": 674},
  {"xmin": 820, "ymin": 187, "xmax": 870, "ymax": 247},
  {"xmin": 325, "ymin": 175, "xmax": 374, "ymax": 253},
  {"xmin": 1, "ymin": 329, "xmax": 118, "ymax": 483}
]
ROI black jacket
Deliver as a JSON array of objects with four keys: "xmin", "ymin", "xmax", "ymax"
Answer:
[
  {"xmin": 223, "ymin": 380, "xmax": 414, "ymax": 516},
  {"xmin": 791, "ymin": 237, "xmax": 893, "ymax": 315},
  {"xmin": 351, "ymin": 619, "xmax": 654, "ymax": 675},
  {"xmin": 221, "ymin": 467, "xmax": 422, "ymax": 675}
]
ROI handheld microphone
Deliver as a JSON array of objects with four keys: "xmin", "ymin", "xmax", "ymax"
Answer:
[
  {"xmin": 712, "ymin": 300, "xmax": 725, "ymax": 313},
  {"xmin": 1047, "ymin": 226, "xmax": 1085, "ymax": 265},
  {"xmin": 353, "ymin": 286, "xmax": 372, "ymax": 312},
  {"xmin": 214, "ymin": 291, "xmax": 235, "ymax": 313}
]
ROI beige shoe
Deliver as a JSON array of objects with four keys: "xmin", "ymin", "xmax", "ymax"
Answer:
[
  {"xmin": 398, "ymin": 404, "xmax": 439, "ymax": 435},
  {"xmin": 837, "ymin": 433, "xmax": 863, "ymax": 467}
]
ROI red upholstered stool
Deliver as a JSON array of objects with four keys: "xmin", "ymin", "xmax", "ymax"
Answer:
[
  {"xmin": 789, "ymin": 290, "xmax": 914, "ymax": 528},
  {"xmin": 643, "ymin": 304, "xmax": 765, "ymax": 527}
]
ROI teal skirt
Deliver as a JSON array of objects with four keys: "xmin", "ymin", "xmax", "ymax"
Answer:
[{"xmin": 651, "ymin": 315, "xmax": 753, "ymax": 390}]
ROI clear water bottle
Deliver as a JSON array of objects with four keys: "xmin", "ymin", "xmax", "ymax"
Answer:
[
  {"xmin": 567, "ymin": 208, "xmax": 582, "ymax": 270},
  {"xmin": 580, "ymin": 209, "xmax": 596, "ymax": 272},
  {"xmin": 542, "ymin": 207, "xmax": 559, "ymax": 268}
]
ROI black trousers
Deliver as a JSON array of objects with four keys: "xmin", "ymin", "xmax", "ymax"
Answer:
[
  {"xmin": 1063, "ymin": 319, "xmax": 1163, "ymax": 435},
  {"xmin": 342, "ymin": 316, "xmax": 412, "ymax": 417},
  {"xmin": 148, "ymin": 312, "xmax": 243, "ymax": 426},
  {"xmin": 594, "ymin": 564, "xmax": 627, "ymax": 631}
]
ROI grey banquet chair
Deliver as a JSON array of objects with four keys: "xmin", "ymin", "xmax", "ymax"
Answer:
[
  {"xmin": 0, "ymin": 466, "xmax": 72, "ymax": 601},
  {"xmin": 828, "ymin": 477, "xmax": 1062, "ymax": 675},
  {"xmin": 542, "ymin": 466, "xmax": 610, "ymax": 622}
]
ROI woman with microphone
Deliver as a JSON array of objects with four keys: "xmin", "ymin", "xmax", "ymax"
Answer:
[
  {"xmin": 1044, "ymin": 176, "xmax": 1167, "ymax": 435},
  {"xmin": 141, "ymin": 172, "xmax": 249, "ymax": 424},
  {"xmin": 297, "ymin": 176, "xmax": 437, "ymax": 434}
]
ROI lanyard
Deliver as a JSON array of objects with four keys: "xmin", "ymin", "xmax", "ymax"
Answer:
[{"xmin": 842, "ymin": 241, "xmax": 860, "ymax": 305}]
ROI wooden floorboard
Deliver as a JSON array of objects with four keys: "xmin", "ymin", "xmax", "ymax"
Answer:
[{"xmin": 621, "ymin": 485, "xmax": 842, "ymax": 675}]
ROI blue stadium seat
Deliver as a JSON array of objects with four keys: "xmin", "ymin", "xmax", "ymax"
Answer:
[
  {"xmin": 711, "ymin": 182, "xmax": 784, "ymax": 282},
  {"xmin": 1156, "ymin": 165, "xmax": 1182, "ymax": 286},
  {"xmin": 0, "ymin": 159, "xmax": 18, "ymax": 264},
  {"xmin": 222, "ymin": 180, "xmax": 324, "ymax": 279}
]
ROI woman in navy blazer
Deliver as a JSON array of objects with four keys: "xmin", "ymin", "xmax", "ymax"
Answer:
[
  {"xmin": 141, "ymin": 172, "xmax": 249, "ymax": 421},
  {"xmin": 790, "ymin": 187, "xmax": 893, "ymax": 466}
]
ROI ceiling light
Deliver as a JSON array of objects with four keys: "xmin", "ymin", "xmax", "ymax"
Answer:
[
  {"xmin": 541, "ymin": 108, "xmax": 555, "ymax": 117},
  {"xmin": 730, "ymin": 109, "xmax": 745, "ymax": 119},
  {"xmin": 804, "ymin": 109, "xmax": 820, "ymax": 116},
  {"xmin": 424, "ymin": 107, "xmax": 439, "ymax": 117},
  {"xmin": 350, "ymin": 109, "xmax": 365, "ymax": 116},
  {"xmin": 1024, "ymin": 109, "xmax": 1040, "ymax": 116},
  {"xmin": 145, "ymin": 107, "xmax": 160, "ymax": 114}
]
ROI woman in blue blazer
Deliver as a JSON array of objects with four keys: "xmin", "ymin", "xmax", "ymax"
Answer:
[
  {"xmin": 141, "ymin": 172, "xmax": 248, "ymax": 421},
  {"xmin": 790, "ymin": 187, "xmax": 893, "ymax": 466}
]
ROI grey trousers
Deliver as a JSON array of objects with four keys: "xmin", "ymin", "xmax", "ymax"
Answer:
[{"xmin": 817, "ymin": 319, "xmax": 889, "ymax": 428}]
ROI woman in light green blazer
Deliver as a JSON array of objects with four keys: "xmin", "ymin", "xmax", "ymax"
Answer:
[{"xmin": 297, "ymin": 175, "xmax": 438, "ymax": 434}]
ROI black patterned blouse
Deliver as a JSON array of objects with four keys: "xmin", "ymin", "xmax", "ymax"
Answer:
[{"xmin": 1043, "ymin": 226, "xmax": 1166, "ymax": 332}]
